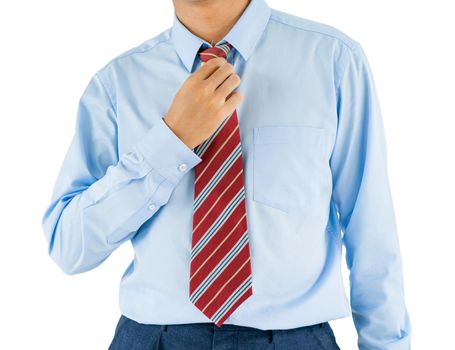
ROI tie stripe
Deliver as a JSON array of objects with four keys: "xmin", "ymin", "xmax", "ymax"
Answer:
[
  {"xmin": 189, "ymin": 227, "xmax": 249, "ymax": 303},
  {"xmin": 192, "ymin": 185, "xmax": 246, "ymax": 261},
  {"xmin": 190, "ymin": 42, "xmax": 253, "ymax": 327},
  {"xmin": 194, "ymin": 111, "xmax": 233, "ymax": 158},
  {"xmin": 194, "ymin": 121, "xmax": 240, "ymax": 191},
  {"xmin": 193, "ymin": 140, "xmax": 242, "ymax": 215}
]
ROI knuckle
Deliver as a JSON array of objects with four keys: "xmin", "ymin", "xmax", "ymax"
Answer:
[
  {"xmin": 209, "ymin": 57, "xmax": 224, "ymax": 66},
  {"xmin": 224, "ymin": 63, "xmax": 234, "ymax": 73},
  {"xmin": 228, "ymin": 75, "xmax": 240, "ymax": 87},
  {"xmin": 232, "ymin": 74, "xmax": 241, "ymax": 84},
  {"xmin": 232, "ymin": 92, "xmax": 242, "ymax": 102},
  {"xmin": 209, "ymin": 100, "xmax": 220, "ymax": 112},
  {"xmin": 215, "ymin": 107, "xmax": 225, "ymax": 119},
  {"xmin": 200, "ymin": 60, "xmax": 212, "ymax": 69},
  {"xmin": 186, "ymin": 75, "xmax": 198, "ymax": 87},
  {"xmin": 200, "ymin": 81, "xmax": 212, "ymax": 94}
]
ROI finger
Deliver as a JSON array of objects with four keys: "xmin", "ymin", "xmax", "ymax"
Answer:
[
  {"xmin": 194, "ymin": 57, "xmax": 226, "ymax": 80},
  {"xmin": 214, "ymin": 73, "xmax": 241, "ymax": 99},
  {"xmin": 206, "ymin": 62, "xmax": 235, "ymax": 90},
  {"xmin": 221, "ymin": 91, "xmax": 243, "ymax": 117}
]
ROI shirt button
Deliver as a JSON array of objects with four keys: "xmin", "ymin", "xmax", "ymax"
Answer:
[
  {"xmin": 126, "ymin": 151, "xmax": 143, "ymax": 164},
  {"xmin": 178, "ymin": 163, "xmax": 188, "ymax": 172},
  {"xmin": 148, "ymin": 203, "xmax": 156, "ymax": 211}
]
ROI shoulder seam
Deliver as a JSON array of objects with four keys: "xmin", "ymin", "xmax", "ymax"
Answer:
[
  {"xmin": 100, "ymin": 30, "xmax": 172, "ymax": 70},
  {"xmin": 269, "ymin": 15, "xmax": 360, "ymax": 51},
  {"xmin": 113, "ymin": 36, "xmax": 171, "ymax": 63},
  {"xmin": 335, "ymin": 43, "xmax": 362, "ymax": 94},
  {"xmin": 268, "ymin": 13, "xmax": 362, "ymax": 93},
  {"xmin": 94, "ymin": 30, "xmax": 172, "ymax": 118}
]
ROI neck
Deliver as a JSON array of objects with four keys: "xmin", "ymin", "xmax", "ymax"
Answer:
[{"xmin": 172, "ymin": 0, "xmax": 250, "ymax": 46}]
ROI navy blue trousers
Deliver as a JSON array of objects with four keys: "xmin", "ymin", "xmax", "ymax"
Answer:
[{"xmin": 108, "ymin": 315, "xmax": 341, "ymax": 350}]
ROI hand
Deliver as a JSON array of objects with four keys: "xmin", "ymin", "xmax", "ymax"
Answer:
[{"xmin": 163, "ymin": 57, "xmax": 243, "ymax": 149}]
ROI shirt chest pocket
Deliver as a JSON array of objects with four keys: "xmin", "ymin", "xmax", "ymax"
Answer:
[{"xmin": 252, "ymin": 125, "xmax": 328, "ymax": 213}]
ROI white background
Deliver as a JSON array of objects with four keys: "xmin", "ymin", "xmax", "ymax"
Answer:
[{"xmin": 1, "ymin": 0, "xmax": 454, "ymax": 349}]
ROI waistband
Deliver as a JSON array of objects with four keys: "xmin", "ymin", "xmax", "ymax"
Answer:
[
  {"xmin": 120, "ymin": 315, "xmax": 328, "ymax": 345},
  {"xmin": 161, "ymin": 321, "xmax": 326, "ymax": 344},
  {"xmin": 163, "ymin": 322, "xmax": 272, "ymax": 332},
  {"xmin": 159, "ymin": 320, "xmax": 326, "ymax": 333}
]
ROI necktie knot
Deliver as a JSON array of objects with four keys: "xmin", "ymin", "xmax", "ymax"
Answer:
[{"xmin": 198, "ymin": 42, "xmax": 233, "ymax": 63}]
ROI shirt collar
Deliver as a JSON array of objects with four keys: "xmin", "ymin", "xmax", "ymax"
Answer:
[{"xmin": 170, "ymin": 0, "xmax": 271, "ymax": 72}]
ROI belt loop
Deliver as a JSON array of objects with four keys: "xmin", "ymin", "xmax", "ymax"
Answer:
[
  {"xmin": 160, "ymin": 325, "xmax": 168, "ymax": 332},
  {"xmin": 268, "ymin": 329, "xmax": 274, "ymax": 344}
]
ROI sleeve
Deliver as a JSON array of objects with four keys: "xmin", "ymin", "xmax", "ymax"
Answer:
[
  {"xmin": 330, "ymin": 43, "xmax": 412, "ymax": 349},
  {"xmin": 41, "ymin": 71, "xmax": 202, "ymax": 275}
]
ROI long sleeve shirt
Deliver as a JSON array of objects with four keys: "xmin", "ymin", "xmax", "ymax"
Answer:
[{"xmin": 41, "ymin": 0, "xmax": 411, "ymax": 348}]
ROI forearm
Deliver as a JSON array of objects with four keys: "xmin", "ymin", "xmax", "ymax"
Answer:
[{"xmin": 42, "ymin": 106, "xmax": 202, "ymax": 275}]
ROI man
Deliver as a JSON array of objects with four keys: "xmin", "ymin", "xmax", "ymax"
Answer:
[{"xmin": 41, "ymin": 0, "xmax": 411, "ymax": 348}]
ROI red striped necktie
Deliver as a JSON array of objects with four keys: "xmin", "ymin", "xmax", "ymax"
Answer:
[{"xmin": 189, "ymin": 42, "xmax": 253, "ymax": 327}]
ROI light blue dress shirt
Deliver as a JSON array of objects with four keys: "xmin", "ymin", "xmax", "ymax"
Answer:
[{"xmin": 41, "ymin": 0, "xmax": 411, "ymax": 348}]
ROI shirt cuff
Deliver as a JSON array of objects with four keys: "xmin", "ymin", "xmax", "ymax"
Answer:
[{"xmin": 134, "ymin": 116, "xmax": 203, "ymax": 184}]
